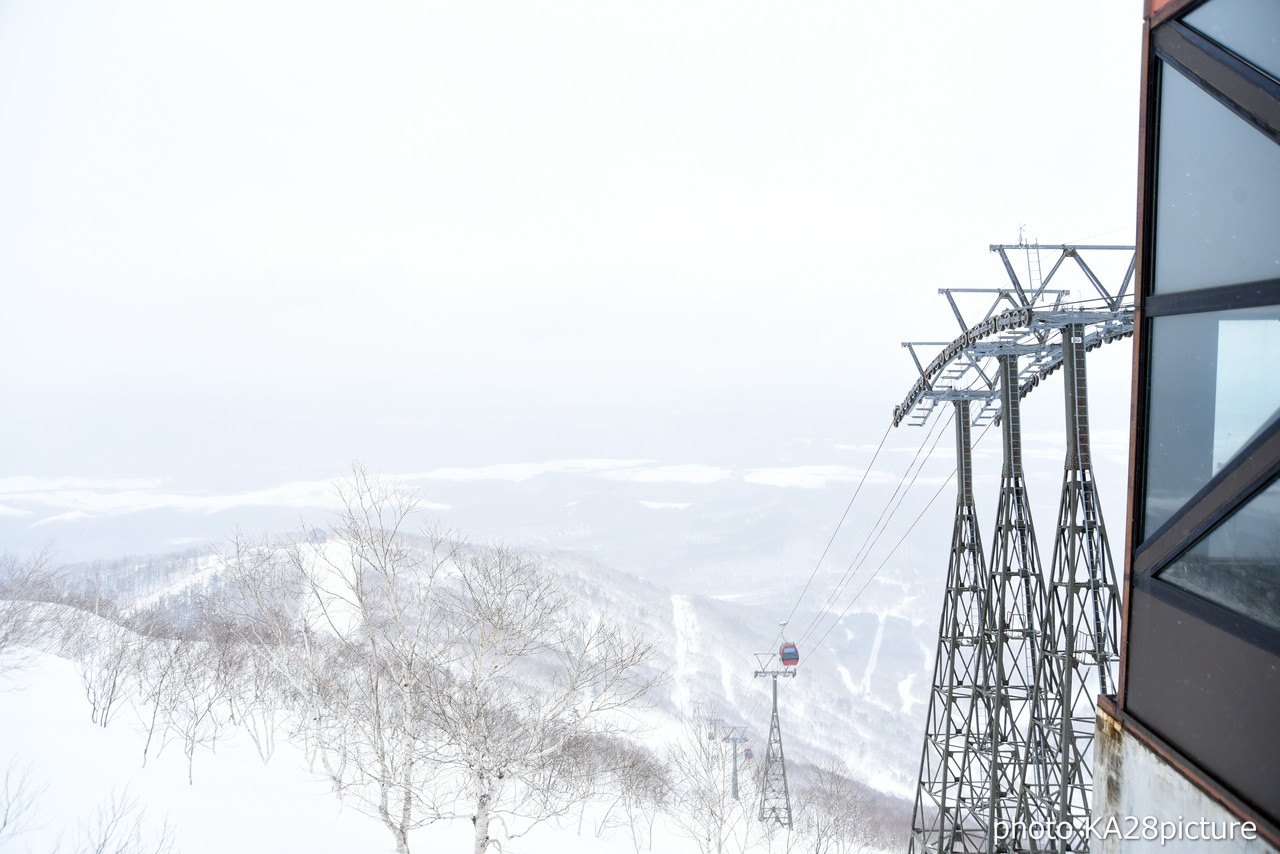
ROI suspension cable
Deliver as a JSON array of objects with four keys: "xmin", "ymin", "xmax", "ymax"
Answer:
[
  {"xmin": 805, "ymin": 420, "xmax": 997, "ymax": 658},
  {"xmin": 795, "ymin": 407, "xmax": 953, "ymax": 649},
  {"xmin": 780, "ymin": 420, "xmax": 893, "ymax": 631}
]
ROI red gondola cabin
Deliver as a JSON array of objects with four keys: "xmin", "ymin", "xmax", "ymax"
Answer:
[{"xmin": 780, "ymin": 642, "xmax": 799, "ymax": 666}]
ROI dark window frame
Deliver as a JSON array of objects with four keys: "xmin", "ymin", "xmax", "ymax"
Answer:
[
  {"xmin": 1136, "ymin": 410, "xmax": 1280, "ymax": 575},
  {"xmin": 1155, "ymin": 20, "xmax": 1280, "ymax": 145},
  {"xmin": 1144, "ymin": 278, "xmax": 1280, "ymax": 317}
]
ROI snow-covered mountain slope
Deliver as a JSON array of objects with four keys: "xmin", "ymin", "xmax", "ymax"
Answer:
[
  {"xmin": 0, "ymin": 532, "xmax": 922, "ymax": 853},
  {"xmin": 54, "ymin": 540, "xmax": 928, "ymax": 802}
]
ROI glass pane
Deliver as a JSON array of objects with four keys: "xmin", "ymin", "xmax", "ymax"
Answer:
[
  {"xmin": 1143, "ymin": 306, "xmax": 1280, "ymax": 537},
  {"xmin": 1214, "ymin": 319, "xmax": 1280, "ymax": 467},
  {"xmin": 1151, "ymin": 63, "xmax": 1280, "ymax": 294},
  {"xmin": 1158, "ymin": 476, "xmax": 1280, "ymax": 633},
  {"xmin": 1184, "ymin": 0, "xmax": 1280, "ymax": 83}
]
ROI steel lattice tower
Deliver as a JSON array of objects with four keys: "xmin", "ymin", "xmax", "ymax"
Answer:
[
  {"xmin": 895, "ymin": 243, "xmax": 1134, "ymax": 854},
  {"xmin": 981, "ymin": 354, "xmax": 1048, "ymax": 848},
  {"xmin": 757, "ymin": 672, "xmax": 793, "ymax": 828},
  {"xmin": 723, "ymin": 727, "xmax": 749, "ymax": 801},
  {"xmin": 909, "ymin": 400, "xmax": 992, "ymax": 853},
  {"xmin": 1013, "ymin": 324, "xmax": 1121, "ymax": 853}
]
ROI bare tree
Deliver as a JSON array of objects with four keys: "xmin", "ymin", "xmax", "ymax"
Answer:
[
  {"xmin": 217, "ymin": 466, "xmax": 661, "ymax": 854},
  {"xmin": 427, "ymin": 543, "xmax": 662, "ymax": 854},
  {"xmin": 64, "ymin": 788, "xmax": 177, "ymax": 854},
  {"xmin": 132, "ymin": 629, "xmax": 187, "ymax": 769},
  {"xmin": 156, "ymin": 634, "xmax": 238, "ymax": 785},
  {"xmin": 223, "ymin": 643, "xmax": 288, "ymax": 765},
  {"xmin": 0, "ymin": 547, "xmax": 58, "ymax": 673},
  {"xmin": 0, "ymin": 759, "xmax": 44, "ymax": 848},
  {"xmin": 221, "ymin": 465, "xmax": 455, "ymax": 854},
  {"xmin": 3, "ymin": 770, "xmax": 176, "ymax": 854},
  {"xmin": 794, "ymin": 758, "xmax": 874, "ymax": 854},
  {"xmin": 583, "ymin": 737, "xmax": 671, "ymax": 853},
  {"xmin": 665, "ymin": 710, "xmax": 757, "ymax": 854},
  {"xmin": 51, "ymin": 567, "xmax": 141, "ymax": 729},
  {"xmin": 76, "ymin": 619, "xmax": 137, "ymax": 727}
]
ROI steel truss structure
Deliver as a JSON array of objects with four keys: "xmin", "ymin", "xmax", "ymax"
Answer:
[
  {"xmin": 909, "ymin": 399, "xmax": 992, "ymax": 853},
  {"xmin": 722, "ymin": 725, "xmax": 750, "ymax": 801},
  {"xmin": 982, "ymin": 354, "xmax": 1047, "ymax": 843},
  {"xmin": 900, "ymin": 243, "xmax": 1132, "ymax": 854},
  {"xmin": 1012, "ymin": 325, "xmax": 1121, "ymax": 854},
  {"xmin": 754, "ymin": 656, "xmax": 797, "ymax": 828},
  {"xmin": 893, "ymin": 244, "xmax": 1134, "ymax": 430}
]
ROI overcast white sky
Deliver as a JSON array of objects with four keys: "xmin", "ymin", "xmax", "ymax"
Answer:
[{"xmin": 0, "ymin": 0, "xmax": 1142, "ymax": 558}]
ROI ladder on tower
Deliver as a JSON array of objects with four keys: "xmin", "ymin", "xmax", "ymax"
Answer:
[{"xmin": 1023, "ymin": 239, "xmax": 1044, "ymax": 296}]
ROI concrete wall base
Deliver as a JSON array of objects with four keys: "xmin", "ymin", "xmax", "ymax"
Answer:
[{"xmin": 1095, "ymin": 706, "xmax": 1276, "ymax": 853}]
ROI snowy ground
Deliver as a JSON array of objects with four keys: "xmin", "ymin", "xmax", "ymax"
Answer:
[
  {"xmin": 1, "ymin": 652, "xmax": 388, "ymax": 854},
  {"xmin": 0, "ymin": 651, "xmax": 819, "ymax": 854}
]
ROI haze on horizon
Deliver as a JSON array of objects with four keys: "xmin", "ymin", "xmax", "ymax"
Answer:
[{"xmin": 0, "ymin": 0, "xmax": 1141, "ymax": 567}]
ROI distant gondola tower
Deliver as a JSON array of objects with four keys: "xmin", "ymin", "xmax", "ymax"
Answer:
[{"xmin": 755, "ymin": 645, "xmax": 797, "ymax": 828}]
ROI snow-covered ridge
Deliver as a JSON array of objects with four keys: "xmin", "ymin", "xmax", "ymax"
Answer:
[
  {"xmin": 48, "ymin": 539, "xmax": 926, "ymax": 798},
  {"xmin": 3, "ymin": 535, "xmax": 916, "ymax": 852}
]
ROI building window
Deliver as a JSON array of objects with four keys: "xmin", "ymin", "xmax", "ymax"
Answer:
[
  {"xmin": 1183, "ymin": 0, "xmax": 1280, "ymax": 82},
  {"xmin": 1142, "ymin": 305, "xmax": 1280, "ymax": 539},
  {"xmin": 1151, "ymin": 60, "xmax": 1280, "ymax": 296},
  {"xmin": 1157, "ymin": 473, "xmax": 1280, "ymax": 633}
]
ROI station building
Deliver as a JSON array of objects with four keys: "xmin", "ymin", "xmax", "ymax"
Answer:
[{"xmin": 1097, "ymin": 0, "xmax": 1280, "ymax": 850}]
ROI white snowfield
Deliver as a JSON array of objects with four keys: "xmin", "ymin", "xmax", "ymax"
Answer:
[
  {"xmin": 0, "ymin": 651, "xmax": 899, "ymax": 854},
  {"xmin": 0, "ymin": 538, "xmax": 909, "ymax": 854},
  {"xmin": 2, "ymin": 648, "xmax": 722, "ymax": 853}
]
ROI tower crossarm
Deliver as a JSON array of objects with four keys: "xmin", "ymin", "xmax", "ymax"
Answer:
[
  {"xmin": 989, "ymin": 243, "xmax": 1135, "ymax": 310},
  {"xmin": 896, "ymin": 243, "xmax": 1134, "ymax": 429},
  {"xmin": 894, "ymin": 308, "xmax": 1133, "ymax": 428}
]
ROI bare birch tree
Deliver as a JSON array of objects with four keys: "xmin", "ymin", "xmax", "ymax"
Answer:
[
  {"xmin": 427, "ymin": 544, "xmax": 662, "ymax": 854},
  {"xmin": 582, "ymin": 736, "xmax": 671, "ymax": 853},
  {"xmin": 793, "ymin": 758, "xmax": 866, "ymax": 854},
  {"xmin": 132, "ymin": 628, "xmax": 186, "ymax": 769},
  {"xmin": 223, "ymin": 643, "xmax": 287, "ymax": 764},
  {"xmin": 219, "ymin": 466, "xmax": 661, "ymax": 854},
  {"xmin": 221, "ymin": 465, "xmax": 455, "ymax": 854},
  {"xmin": 666, "ymin": 710, "xmax": 746, "ymax": 854},
  {"xmin": 155, "ymin": 634, "xmax": 238, "ymax": 785},
  {"xmin": 76, "ymin": 619, "xmax": 137, "ymax": 727}
]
